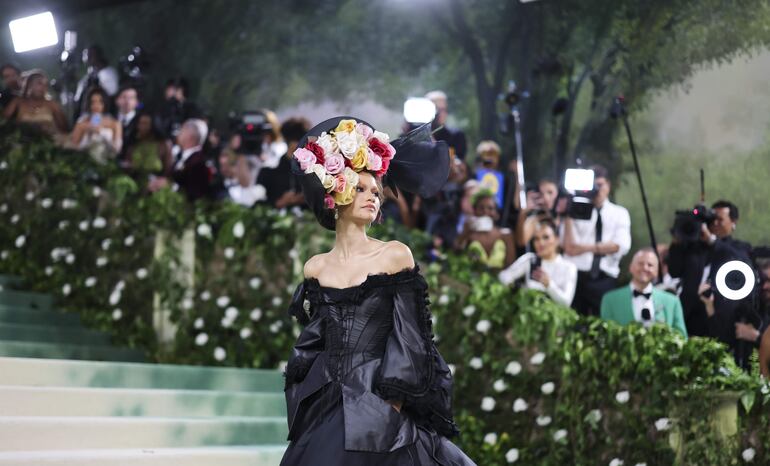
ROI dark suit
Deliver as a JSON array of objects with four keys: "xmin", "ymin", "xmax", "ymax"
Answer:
[
  {"xmin": 172, "ymin": 150, "xmax": 211, "ymax": 202},
  {"xmin": 432, "ymin": 126, "xmax": 467, "ymax": 160},
  {"xmin": 118, "ymin": 113, "xmax": 138, "ymax": 161}
]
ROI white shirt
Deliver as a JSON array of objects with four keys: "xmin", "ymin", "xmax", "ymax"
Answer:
[
  {"xmin": 174, "ymin": 145, "xmax": 202, "ymax": 170},
  {"xmin": 498, "ymin": 253, "xmax": 578, "ymax": 307},
  {"xmin": 562, "ymin": 199, "xmax": 631, "ymax": 278},
  {"xmin": 631, "ymin": 283, "xmax": 655, "ymax": 327},
  {"xmin": 118, "ymin": 110, "xmax": 136, "ymax": 127}
]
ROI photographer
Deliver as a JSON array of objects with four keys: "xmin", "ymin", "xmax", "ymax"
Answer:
[
  {"xmin": 515, "ymin": 178, "xmax": 560, "ymax": 251},
  {"xmin": 426, "ymin": 90, "xmax": 467, "ymax": 160},
  {"xmin": 562, "ymin": 165, "xmax": 631, "ymax": 316},
  {"xmin": 669, "ymin": 200, "xmax": 752, "ymax": 343},
  {"xmin": 156, "ymin": 77, "xmax": 201, "ymax": 140}
]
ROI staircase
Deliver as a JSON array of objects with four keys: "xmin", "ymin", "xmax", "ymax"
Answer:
[{"xmin": 0, "ymin": 275, "xmax": 289, "ymax": 465}]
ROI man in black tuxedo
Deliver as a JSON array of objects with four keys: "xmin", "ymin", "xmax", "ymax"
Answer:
[
  {"xmin": 668, "ymin": 200, "xmax": 752, "ymax": 364},
  {"xmin": 426, "ymin": 90, "xmax": 467, "ymax": 160},
  {"xmin": 148, "ymin": 119, "xmax": 211, "ymax": 202},
  {"xmin": 115, "ymin": 85, "xmax": 140, "ymax": 160}
]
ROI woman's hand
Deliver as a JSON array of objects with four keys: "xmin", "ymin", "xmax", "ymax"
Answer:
[
  {"xmin": 698, "ymin": 282, "xmax": 716, "ymax": 317},
  {"xmin": 531, "ymin": 268, "xmax": 550, "ymax": 288}
]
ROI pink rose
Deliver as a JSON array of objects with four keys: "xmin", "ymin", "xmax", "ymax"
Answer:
[
  {"xmin": 368, "ymin": 137, "xmax": 395, "ymax": 159},
  {"xmin": 293, "ymin": 148, "xmax": 316, "ymax": 172},
  {"xmin": 366, "ymin": 150, "xmax": 383, "ymax": 172},
  {"xmin": 324, "ymin": 154, "xmax": 345, "ymax": 175},
  {"xmin": 355, "ymin": 123, "xmax": 373, "ymax": 140},
  {"xmin": 333, "ymin": 173, "xmax": 346, "ymax": 193},
  {"xmin": 324, "ymin": 194, "xmax": 335, "ymax": 209}
]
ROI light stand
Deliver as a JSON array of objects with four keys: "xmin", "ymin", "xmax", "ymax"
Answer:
[{"xmin": 501, "ymin": 81, "xmax": 527, "ymax": 227}]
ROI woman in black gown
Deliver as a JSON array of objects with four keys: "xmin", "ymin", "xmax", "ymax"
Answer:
[{"xmin": 281, "ymin": 117, "xmax": 475, "ymax": 465}]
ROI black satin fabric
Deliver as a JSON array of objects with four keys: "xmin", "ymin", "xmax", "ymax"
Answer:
[{"xmin": 281, "ymin": 266, "xmax": 475, "ymax": 466}]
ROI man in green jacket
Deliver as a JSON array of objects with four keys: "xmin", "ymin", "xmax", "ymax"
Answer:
[{"xmin": 601, "ymin": 248, "xmax": 688, "ymax": 338}]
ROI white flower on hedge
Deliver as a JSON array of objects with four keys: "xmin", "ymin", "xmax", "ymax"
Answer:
[
  {"xmin": 535, "ymin": 415, "xmax": 552, "ymax": 427},
  {"xmin": 213, "ymin": 347, "xmax": 227, "ymax": 361},
  {"xmin": 194, "ymin": 333, "xmax": 209, "ymax": 346},
  {"xmin": 505, "ymin": 448, "xmax": 519, "ymax": 463},
  {"xmin": 0, "ymin": 161, "xmax": 6, "ymax": 170},
  {"xmin": 529, "ymin": 352, "xmax": 546, "ymax": 365},
  {"xmin": 269, "ymin": 321, "xmax": 284, "ymax": 333},
  {"xmin": 469, "ymin": 357, "xmax": 483, "ymax": 369},
  {"xmin": 200, "ymin": 291, "xmax": 211, "ymax": 301},
  {"xmin": 196, "ymin": 223, "xmax": 212, "ymax": 237},
  {"xmin": 62, "ymin": 283, "xmax": 71, "ymax": 296},
  {"xmin": 0, "ymin": 251, "xmax": 8, "ymax": 260},
  {"xmin": 505, "ymin": 361, "xmax": 522, "ymax": 376},
  {"xmin": 493, "ymin": 379, "xmax": 507, "ymax": 392},
  {"xmin": 96, "ymin": 257, "xmax": 108, "ymax": 267},
  {"xmin": 742, "ymin": 448, "xmax": 756, "ymax": 462},
  {"xmin": 58, "ymin": 220, "xmax": 69, "ymax": 230},
  {"xmin": 634, "ymin": 463, "xmax": 647, "ymax": 466},
  {"xmin": 124, "ymin": 235, "xmax": 135, "ymax": 247},
  {"xmin": 289, "ymin": 248, "xmax": 299, "ymax": 260},
  {"xmin": 115, "ymin": 280, "xmax": 126, "ymax": 291},
  {"xmin": 65, "ymin": 253, "xmax": 75, "ymax": 264},
  {"xmin": 182, "ymin": 298, "xmax": 194, "ymax": 311},
  {"xmin": 615, "ymin": 391, "xmax": 630, "ymax": 404},
  {"xmin": 462, "ymin": 305, "xmax": 476, "ymax": 317},
  {"xmin": 438, "ymin": 294, "xmax": 450, "ymax": 305},
  {"xmin": 85, "ymin": 277, "xmax": 97, "ymax": 287},
  {"xmin": 654, "ymin": 418, "xmax": 671, "ymax": 431},
  {"xmin": 14, "ymin": 235, "xmax": 25, "ymax": 248},
  {"xmin": 92, "ymin": 186, "xmax": 102, "ymax": 197},
  {"xmin": 447, "ymin": 364, "xmax": 456, "ymax": 375},
  {"xmin": 92, "ymin": 217, "xmax": 107, "ymax": 229},
  {"xmin": 480, "ymin": 396, "xmax": 496, "ymax": 411},
  {"xmin": 109, "ymin": 288, "xmax": 122, "ymax": 306},
  {"xmin": 44, "ymin": 266, "xmax": 54, "ymax": 276},
  {"xmin": 541, "ymin": 382, "xmax": 555, "ymax": 395},
  {"xmin": 101, "ymin": 239, "xmax": 111, "ymax": 250},
  {"xmin": 61, "ymin": 198, "xmax": 77, "ymax": 209},
  {"xmin": 0, "ymin": 203, "xmax": 6, "ymax": 212},
  {"xmin": 512, "ymin": 398, "xmax": 528, "ymax": 413},
  {"xmin": 112, "ymin": 309, "xmax": 123, "ymax": 320},
  {"xmin": 249, "ymin": 277, "xmax": 262, "ymax": 289},
  {"xmin": 232, "ymin": 221, "xmax": 245, "ymax": 238},
  {"xmin": 609, "ymin": 459, "xmax": 624, "ymax": 466},
  {"xmin": 553, "ymin": 429, "xmax": 568, "ymax": 442},
  {"xmin": 586, "ymin": 409, "xmax": 602, "ymax": 423},
  {"xmin": 224, "ymin": 247, "xmax": 235, "ymax": 259},
  {"xmin": 475, "ymin": 319, "xmax": 491, "ymax": 334},
  {"xmin": 272, "ymin": 296, "xmax": 283, "ymax": 307},
  {"xmin": 78, "ymin": 220, "xmax": 90, "ymax": 231},
  {"xmin": 250, "ymin": 308, "xmax": 263, "ymax": 321},
  {"xmin": 193, "ymin": 317, "xmax": 204, "ymax": 329},
  {"xmin": 225, "ymin": 307, "xmax": 239, "ymax": 320},
  {"xmin": 25, "ymin": 191, "xmax": 35, "ymax": 201},
  {"xmin": 483, "ymin": 433, "xmax": 497, "ymax": 445},
  {"xmin": 220, "ymin": 316, "xmax": 234, "ymax": 328},
  {"xmin": 240, "ymin": 327, "xmax": 252, "ymax": 339},
  {"xmin": 41, "ymin": 198, "xmax": 53, "ymax": 209},
  {"xmin": 10, "ymin": 214, "xmax": 19, "ymax": 224},
  {"xmin": 136, "ymin": 268, "xmax": 148, "ymax": 279},
  {"xmin": 216, "ymin": 296, "xmax": 230, "ymax": 308}
]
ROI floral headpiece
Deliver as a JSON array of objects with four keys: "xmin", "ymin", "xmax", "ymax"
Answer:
[{"xmin": 292, "ymin": 119, "xmax": 396, "ymax": 210}]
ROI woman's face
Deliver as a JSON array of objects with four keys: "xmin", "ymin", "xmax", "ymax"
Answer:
[
  {"xmin": 28, "ymin": 76, "xmax": 47, "ymax": 98},
  {"xmin": 341, "ymin": 171, "xmax": 381, "ymax": 225},
  {"xmin": 473, "ymin": 196, "xmax": 498, "ymax": 220},
  {"xmin": 89, "ymin": 93, "xmax": 105, "ymax": 114},
  {"xmin": 539, "ymin": 181, "xmax": 558, "ymax": 210},
  {"xmin": 533, "ymin": 224, "xmax": 558, "ymax": 259},
  {"xmin": 137, "ymin": 115, "xmax": 152, "ymax": 138}
]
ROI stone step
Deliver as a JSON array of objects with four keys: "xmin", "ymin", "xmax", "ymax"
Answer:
[
  {"xmin": 0, "ymin": 357, "xmax": 285, "ymax": 391},
  {"xmin": 0, "ymin": 307, "xmax": 81, "ymax": 327},
  {"xmin": 0, "ymin": 289, "xmax": 53, "ymax": 310},
  {"xmin": 0, "ymin": 386, "xmax": 286, "ymax": 418},
  {"xmin": 0, "ymin": 446, "xmax": 286, "ymax": 466},
  {"xmin": 0, "ymin": 341, "xmax": 145, "ymax": 362},
  {"xmin": 0, "ymin": 416, "xmax": 288, "ymax": 451},
  {"xmin": 0, "ymin": 323, "xmax": 111, "ymax": 345}
]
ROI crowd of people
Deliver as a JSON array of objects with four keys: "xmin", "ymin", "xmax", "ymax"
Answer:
[{"xmin": 2, "ymin": 49, "xmax": 769, "ymax": 375}]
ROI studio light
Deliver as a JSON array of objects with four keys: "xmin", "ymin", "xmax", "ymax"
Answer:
[
  {"xmin": 9, "ymin": 12, "xmax": 58, "ymax": 53},
  {"xmin": 715, "ymin": 260, "xmax": 755, "ymax": 301},
  {"xmin": 403, "ymin": 97, "xmax": 436, "ymax": 124},
  {"xmin": 564, "ymin": 168, "xmax": 595, "ymax": 192}
]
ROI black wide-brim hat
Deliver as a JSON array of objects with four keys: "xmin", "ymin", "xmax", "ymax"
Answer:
[{"xmin": 292, "ymin": 116, "xmax": 450, "ymax": 231}]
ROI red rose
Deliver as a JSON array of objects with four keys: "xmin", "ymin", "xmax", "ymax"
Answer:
[
  {"xmin": 368, "ymin": 138, "xmax": 390, "ymax": 159},
  {"xmin": 305, "ymin": 141, "xmax": 325, "ymax": 165},
  {"xmin": 376, "ymin": 154, "xmax": 391, "ymax": 177}
]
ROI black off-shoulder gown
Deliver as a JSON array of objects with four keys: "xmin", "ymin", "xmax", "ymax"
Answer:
[{"xmin": 280, "ymin": 266, "xmax": 475, "ymax": 465}]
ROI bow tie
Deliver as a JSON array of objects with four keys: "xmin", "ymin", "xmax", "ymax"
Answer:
[{"xmin": 633, "ymin": 290, "xmax": 651, "ymax": 299}]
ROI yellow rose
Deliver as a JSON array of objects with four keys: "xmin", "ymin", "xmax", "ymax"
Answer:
[
  {"xmin": 334, "ymin": 119, "xmax": 357, "ymax": 134},
  {"xmin": 350, "ymin": 146, "xmax": 368, "ymax": 170},
  {"xmin": 333, "ymin": 183, "xmax": 355, "ymax": 205}
]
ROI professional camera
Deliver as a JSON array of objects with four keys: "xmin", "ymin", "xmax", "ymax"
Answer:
[
  {"xmin": 229, "ymin": 110, "xmax": 273, "ymax": 155},
  {"xmin": 671, "ymin": 204, "xmax": 715, "ymax": 243},
  {"xmin": 557, "ymin": 168, "xmax": 596, "ymax": 220}
]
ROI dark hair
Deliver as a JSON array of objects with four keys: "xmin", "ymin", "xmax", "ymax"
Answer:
[
  {"xmin": 711, "ymin": 199, "xmax": 739, "ymax": 221},
  {"xmin": 117, "ymin": 84, "xmax": 140, "ymax": 99},
  {"xmin": 536, "ymin": 217, "xmax": 558, "ymax": 235},
  {"xmin": 165, "ymin": 77, "xmax": 190, "ymax": 98},
  {"xmin": 538, "ymin": 178, "xmax": 558, "ymax": 188},
  {"xmin": 590, "ymin": 164, "xmax": 609, "ymax": 180},
  {"xmin": 85, "ymin": 87, "xmax": 110, "ymax": 113},
  {"xmin": 134, "ymin": 110, "xmax": 164, "ymax": 141},
  {"xmin": 281, "ymin": 117, "xmax": 311, "ymax": 143},
  {"xmin": 0, "ymin": 63, "xmax": 20, "ymax": 75}
]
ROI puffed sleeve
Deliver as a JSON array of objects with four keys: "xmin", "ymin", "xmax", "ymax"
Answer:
[
  {"xmin": 284, "ymin": 282, "xmax": 325, "ymax": 387},
  {"xmin": 373, "ymin": 274, "xmax": 459, "ymax": 438}
]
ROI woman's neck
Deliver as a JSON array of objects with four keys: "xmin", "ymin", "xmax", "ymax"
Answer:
[
  {"xmin": 333, "ymin": 220, "xmax": 370, "ymax": 261},
  {"xmin": 540, "ymin": 251, "xmax": 558, "ymax": 261}
]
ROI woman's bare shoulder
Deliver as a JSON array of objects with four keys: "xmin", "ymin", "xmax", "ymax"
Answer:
[
  {"xmin": 380, "ymin": 240, "xmax": 415, "ymax": 272},
  {"xmin": 303, "ymin": 253, "xmax": 329, "ymax": 279}
]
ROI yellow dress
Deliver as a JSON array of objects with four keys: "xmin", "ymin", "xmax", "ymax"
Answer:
[{"xmin": 468, "ymin": 239, "xmax": 507, "ymax": 269}]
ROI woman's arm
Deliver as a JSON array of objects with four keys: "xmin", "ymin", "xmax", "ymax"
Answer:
[
  {"xmin": 544, "ymin": 262, "xmax": 578, "ymax": 307},
  {"xmin": 2, "ymin": 98, "xmax": 19, "ymax": 121},
  {"xmin": 498, "ymin": 253, "xmax": 530, "ymax": 286},
  {"xmin": 501, "ymin": 228, "xmax": 516, "ymax": 268},
  {"xmin": 51, "ymin": 102, "xmax": 68, "ymax": 133},
  {"xmin": 71, "ymin": 122, "xmax": 86, "ymax": 146}
]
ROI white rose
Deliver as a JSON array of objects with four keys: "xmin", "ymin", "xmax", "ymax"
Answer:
[
  {"xmin": 11, "ymin": 214, "xmax": 20, "ymax": 224},
  {"xmin": 615, "ymin": 391, "xmax": 630, "ymax": 404},
  {"xmin": 634, "ymin": 463, "xmax": 647, "ymax": 466},
  {"xmin": 115, "ymin": 280, "xmax": 126, "ymax": 291},
  {"xmin": 372, "ymin": 130, "xmax": 390, "ymax": 143},
  {"xmin": 505, "ymin": 361, "xmax": 522, "ymax": 376},
  {"xmin": 61, "ymin": 198, "xmax": 77, "ymax": 209},
  {"xmin": 200, "ymin": 291, "xmax": 211, "ymax": 301},
  {"xmin": 250, "ymin": 308, "xmax": 263, "ymax": 321},
  {"xmin": 654, "ymin": 418, "xmax": 671, "ymax": 431},
  {"xmin": 536, "ymin": 415, "xmax": 552, "ymax": 426},
  {"xmin": 62, "ymin": 283, "xmax": 71, "ymax": 296},
  {"xmin": 197, "ymin": 223, "xmax": 212, "ymax": 237},
  {"xmin": 240, "ymin": 327, "xmax": 252, "ymax": 339},
  {"xmin": 216, "ymin": 296, "xmax": 230, "ymax": 308},
  {"xmin": 220, "ymin": 316, "xmax": 234, "ymax": 328},
  {"xmin": 0, "ymin": 203, "xmax": 6, "ymax": 212},
  {"xmin": 742, "ymin": 448, "xmax": 756, "ymax": 462},
  {"xmin": 586, "ymin": 409, "xmax": 602, "ymax": 423},
  {"xmin": 553, "ymin": 429, "xmax": 568, "ymax": 442},
  {"xmin": 529, "ymin": 352, "xmax": 546, "ymax": 365},
  {"xmin": 438, "ymin": 294, "xmax": 450, "ymax": 305},
  {"xmin": 272, "ymin": 296, "xmax": 283, "ymax": 307},
  {"xmin": 316, "ymin": 132, "xmax": 337, "ymax": 155},
  {"xmin": 101, "ymin": 239, "xmax": 111, "ymax": 250},
  {"xmin": 58, "ymin": 220, "xmax": 69, "ymax": 230},
  {"xmin": 112, "ymin": 309, "xmax": 123, "ymax": 320},
  {"xmin": 269, "ymin": 321, "xmax": 283, "ymax": 333},
  {"xmin": 96, "ymin": 257, "xmax": 108, "ymax": 267},
  {"xmin": 462, "ymin": 305, "xmax": 476, "ymax": 317},
  {"xmin": 249, "ymin": 277, "xmax": 262, "ymax": 289},
  {"xmin": 85, "ymin": 277, "xmax": 97, "ymax": 287},
  {"xmin": 41, "ymin": 198, "xmax": 53, "ymax": 208},
  {"xmin": 25, "ymin": 191, "xmax": 35, "ymax": 201},
  {"xmin": 213, "ymin": 347, "xmax": 227, "ymax": 361},
  {"xmin": 78, "ymin": 220, "xmax": 89, "ymax": 231},
  {"xmin": 194, "ymin": 333, "xmax": 209, "ymax": 346},
  {"xmin": 14, "ymin": 235, "xmax": 25, "ymax": 248},
  {"xmin": 289, "ymin": 248, "xmax": 299, "ymax": 260},
  {"xmin": 136, "ymin": 268, "xmax": 148, "ymax": 279},
  {"xmin": 44, "ymin": 266, "xmax": 54, "ymax": 276},
  {"xmin": 92, "ymin": 186, "xmax": 102, "ymax": 197},
  {"xmin": 480, "ymin": 396, "xmax": 496, "ymax": 412},
  {"xmin": 483, "ymin": 433, "xmax": 498, "ymax": 445},
  {"xmin": 512, "ymin": 398, "xmax": 528, "ymax": 413},
  {"xmin": 469, "ymin": 357, "xmax": 483, "ymax": 369},
  {"xmin": 475, "ymin": 319, "xmax": 491, "ymax": 334},
  {"xmin": 0, "ymin": 250, "xmax": 8, "ymax": 260},
  {"xmin": 0, "ymin": 161, "xmax": 5, "ymax": 170},
  {"xmin": 335, "ymin": 131, "xmax": 360, "ymax": 157},
  {"xmin": 505, "ymin": 448, "xmax": 520, "ymax": 463},
  {"xmin": 343, "ymin": 167, "xmax": 359, "ymax": 186},
  {"xmin": 493, "ymin": 379, "xmax": 507, "ymax": 392},
  {"xmin": 225, "ymin": 307, "xmax": 239, "ymax": 320},
  {"xmin": 124, "ymin": 235, "xmax": 135, "ymax": 247},
  {"xmin": 193, "ymin": 317, "xmax": 204, "ymax": 329},
  {"xmin": 92, "ymin": 217, "xmax": 107, "ymax": 229},
  {"xmin": 65, "ymin": 253, "xmax": 75, "ymax": 264},
  {"xmin": 109, "ymin": 289, "xmax": 122, "ymax": 306},
  {"xmin": 232, "ymin": 221, "xmax": 245, "ymax": 238},
  {"xmin": 224, "ymin": 247, "xmax": 235, "ymax": 259},
  {"xmin": 541, "ymin": 382, "xmax": 555, "ymax": 395},
  {"xmin": 609, "ymin": 459, "xmax": 624, "ymax": 466}
]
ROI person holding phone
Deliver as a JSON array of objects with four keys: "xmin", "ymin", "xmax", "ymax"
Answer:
[
  {"xmin": 454, "ymin": 188, "xmax": 515, "ymax": 269},
  {"xmin": 71, "ymin": 87, "xmax": 122, "ymax": 153},
  {"xmin": 499, "ymin": 219, "xmax": 577, "ymax": 306}
]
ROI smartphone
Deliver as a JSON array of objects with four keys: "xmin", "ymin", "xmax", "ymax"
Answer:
[
  {"xmin": 90, "ymin": 113, "xmax": 102, "ymax": 126},
  {"xmin": 529, "ymin": 256, "xmax": 542, "ymax": 279}
]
